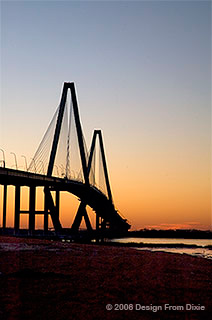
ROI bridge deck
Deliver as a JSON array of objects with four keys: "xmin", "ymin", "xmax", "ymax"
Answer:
[{"xmin": 0, "ymin": 167, "xmax": 130, "ymax": 231}]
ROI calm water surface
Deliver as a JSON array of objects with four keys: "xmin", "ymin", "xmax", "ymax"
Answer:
[{"xmin": 110, "ymin": 238, "xmax": 212, "ymax": 260}]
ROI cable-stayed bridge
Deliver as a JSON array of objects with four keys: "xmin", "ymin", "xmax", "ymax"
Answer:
[{"xmin": 0, "ymin": 82, "xmax": 130, "ymax": 237}]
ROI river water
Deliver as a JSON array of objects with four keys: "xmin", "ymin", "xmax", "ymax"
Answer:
[{"xmin": 109, "ymin": 238, "xmax": 212, "ymax": 260}]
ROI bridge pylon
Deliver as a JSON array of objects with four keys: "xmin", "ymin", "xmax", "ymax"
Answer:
[
  {"xmin": 44, "ymin": 82, "xmax": 89, "ymax": 233},
  {"xmin": 0, "ymin": 82, "xmax": 130, "ymax": 237}
]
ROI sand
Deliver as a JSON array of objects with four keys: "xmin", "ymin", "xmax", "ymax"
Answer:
[{"xmin": 0, "ymin": 236, "xmax": 211, "ymax": 320}]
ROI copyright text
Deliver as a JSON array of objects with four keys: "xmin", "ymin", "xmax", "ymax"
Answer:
[{"xmin": 105, "ymin": 303, "xmax": 205, "ymax": 312}]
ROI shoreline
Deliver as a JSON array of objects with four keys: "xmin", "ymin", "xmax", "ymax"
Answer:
[
  {"xmin": 1, "ymin": 234, "xmax": 212, "ymax": 261},
  {"xmin": 0, "ymin": 236, "xmax": 212, "ymax": 319},
  {"xmin": 1, "ymin": 234, "xmax": 212, "ymax": 254}
]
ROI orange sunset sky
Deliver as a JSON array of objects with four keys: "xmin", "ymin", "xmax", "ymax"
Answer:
[{"xmin": 0, "ymin": 1, "xmax": 211, "ymax": 231}]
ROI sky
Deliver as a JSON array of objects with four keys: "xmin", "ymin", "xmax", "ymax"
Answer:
[{"xmin": 0, "ymin": 0, "xmax": 211, "ymax": 231}]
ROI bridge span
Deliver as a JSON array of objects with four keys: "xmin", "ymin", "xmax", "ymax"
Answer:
[
  {"xmin": 0, "ymin": 167, "xmax": 130, "ymax": 235},
  {"xmin": 0, "ymin": 82, "xmax": 130, "ymax": 237}
]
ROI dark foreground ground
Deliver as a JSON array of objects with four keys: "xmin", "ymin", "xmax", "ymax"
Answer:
[{"xmin": 0, "ymin": 236, "xmax": 211, "ymax": 320}]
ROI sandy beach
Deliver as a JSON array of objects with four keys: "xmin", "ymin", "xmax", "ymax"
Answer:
[{"xmin": 0, "ymin": 236, "xmax": 211, "ymax": 320}]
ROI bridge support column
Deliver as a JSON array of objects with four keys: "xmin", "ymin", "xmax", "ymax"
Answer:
[
  {"xmin": 95, "ymin": 214, "xmax": 100, "ymax": 243},
  {"xmin": 2, "ymin": 184, "xmax": 7, "ymax": 229},
  {"xmin": 14, "ymin": 185, "xmax": 20, "ymax": 232},
  {"xmin": 56, "ymin": 190, "xmax": 60, "ymax": 218},
  {"xmin": 44, "ymin": 187, "xmax": 62, "ymax": 233},
  {"xmin": 44, "ymin": 196, "xmax": 49, "ymax": 233},
  {"xmin": 71, "ymin": 202, "xmax": 85, "ymax": 232},
  {"xmin": 29, "ymin": 186, "xmax": 36, "ymax": 232},
  {"xmin": 84, "ymin": 208, "xmax": 92, "ymax": 232},
  {"xmin": 96, "ymin": 214, "xmax": 100, "ymax": 232},
  {"xmin": 71, "ymin": 201, "xmax": 92, "ymax": 232},
  {"xmin": 101, "ymin": 218, "xmax": 106, "ymax": 231},
  {"xmin": 44, "ymin": 188, "xmax": 49, "ymax": 233}
]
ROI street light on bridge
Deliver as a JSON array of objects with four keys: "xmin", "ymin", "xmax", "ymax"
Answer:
[
  {"xmin": 10, "ymin": 152, "xmax": 18, "ymax": 170},
  {"xmin": 21, "ymin": 155, "xmax": 28, "ymax": 172},
  {"xmin": 0, "ymin": 148, "xmax": 5, "ymax": 168}
]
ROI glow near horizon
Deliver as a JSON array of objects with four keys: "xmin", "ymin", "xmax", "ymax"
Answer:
[{"xmin": 0, "ymin": 1, "xmax": 211, "ymax": 230}]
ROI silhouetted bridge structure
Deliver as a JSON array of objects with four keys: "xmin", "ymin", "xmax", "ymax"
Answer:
[{"xmin": 0, "ymin": 83, "xmax": 130, "ymax": 237}]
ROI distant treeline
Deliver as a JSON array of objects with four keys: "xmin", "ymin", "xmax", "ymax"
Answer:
[{"xmin": 126, "ymin": 229, "xmax": 212, "ymax": 239}]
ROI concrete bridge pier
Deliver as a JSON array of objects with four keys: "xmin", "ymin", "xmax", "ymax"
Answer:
[
  {"xmin": 29, "ymin": 186, "xmax": 36, "ymax": 233},
  {"xmin": 44, "ymin": 189, "xmax": 60, "ymax": 233},
  {"xmin": 14, "ymin": 185, "xmax": 21, "ymax": 232},
  {"xmin": 44, "ymin": 196, "xmax": 49, "ymax": 233},
  {"xmin": 2, "ymin": 184, "xmax": 7, "ymax": 229}
]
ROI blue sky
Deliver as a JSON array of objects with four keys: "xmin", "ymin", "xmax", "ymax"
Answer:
[{"xmin": 0, "ymin": 0, "xmax": 211, "ymax": 229}]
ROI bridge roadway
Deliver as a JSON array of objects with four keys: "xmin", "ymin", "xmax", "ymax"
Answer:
[{"xmin": 0, "ymin": 167, "xmax": 130, "ymax": 232}]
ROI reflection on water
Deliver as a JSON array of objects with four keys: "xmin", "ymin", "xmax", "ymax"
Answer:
[
  {"xmin": 137, "ymin": 247, "xmax": 212, "ymax": 260},
  {"xmin": 110, "ymin": 238, "xmax": 212, "ymax": 260}
]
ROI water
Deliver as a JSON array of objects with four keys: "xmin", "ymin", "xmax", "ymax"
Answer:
[{"xmin": 109, "ymin": 238, "xmax": 212, "ymax": 260}]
